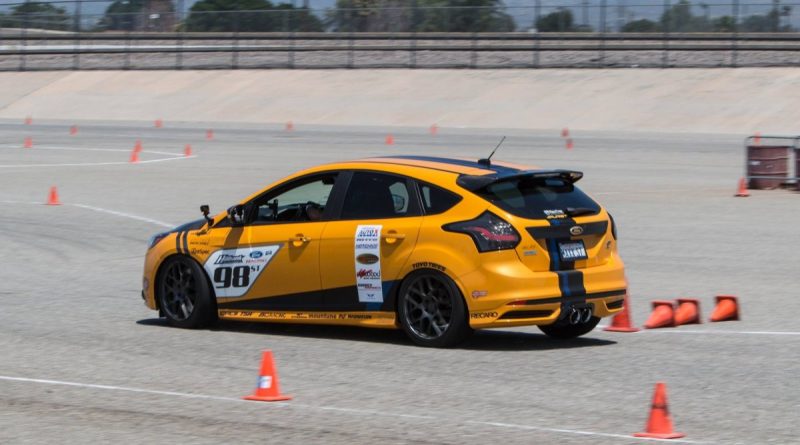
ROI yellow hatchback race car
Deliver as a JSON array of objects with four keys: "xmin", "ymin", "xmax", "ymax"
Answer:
[{"xmin": 142, "ymin": 156, "xmax": 627, "ymax": 347}]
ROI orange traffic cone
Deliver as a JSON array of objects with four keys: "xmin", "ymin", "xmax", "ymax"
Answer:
[
  {"xmin": 561, "ymin": 127, "xmax": 569, "ymax": 138},
  {"xmin": 25, "ymin": 116, "xmax": 32, "ymax": 125},
  {"xmin": 134, "ymin": 139, "xmax": 142, "ymax": 153},
  {"xmin": 70, "ymin": 125, "xmax": 78, "ymax": 135},
  {"xmin": 735, "ymin": 177, "xmax": 749, "ymax": 197},
  {"xmin": 46, "ymin": 186, "xmax": 61, "ymax": 206},
  {"xmin": 129, "ymin": 149, "xmax": 139, "ymax": 164},
  {"xmin": 604, "ymin": 294, "xmax": 640, "ymax": 332},
  {"xmin": 565, "ymin": 138, "xmax": 574, "ymax": 150},
  {"xmin": 184, "ymin": 144, "xmax": 192, "ymax": 157},
  {"xmin": 154, "ymin": 118, "xmax": 163, "ymax": 128},
  {"xmin": 206, "ymin": 129, "xmax": 214, "ymax": 140},
  {"xmin": 634, "ymin": 382, "xmax": 685, "ymax": 439},
  {"xmin": 643, "ymin": 300, "xmax": 675, "ymax": 329},
  {"xmin": 24, "ymin": 137, "xmax": 32, "ymax": 149},
  {"xmin": 243, "ymin": 350, "xmax": 292, "ymax": 402},
  {"xmin": 674, "ymin": 298, "xmax": 701, "ymax": 326},
  {"xmin": 286, "ymin": 121, "xmax": 294, "ymax": 132},
  {"xmin": 385, "ymin": 134, "xmax": 394, "ymax": 146},
  {"xmin": 710, "ymin": 295, "xmax": 740, "ymax": 322},
  {"xmin": 430, "ymin": 124, "xmax": 438, "ymax": 136}
]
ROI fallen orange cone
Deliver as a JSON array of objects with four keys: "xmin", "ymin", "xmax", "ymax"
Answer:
[
  {"xmin": 46, "ymin": 186, "xmax": 61, "ymax": 206},
  {"xmin": 735, "ymin": 177, "xmax": 749, "ymax": 197},
  {"xmin": 674, "ymin": 298, "xmax": 701, "ymax": 326},
  {"xmin": 710, "ymin": 295, "xmax": 740, "ymax": 322},
  {"xmin": 643, "ymin": 300, "xmax": 675, "ymax": 329},
  {"xmin": 634, "ymin": 382, "xmax": 685, "ymax": 439},
  {"xmin": 243, "ymin": 350, "xmax": 292, "ymax": 402},
  {"xmin": 604, "ymin": 293, "xmax": 640, "ymax": 332}
]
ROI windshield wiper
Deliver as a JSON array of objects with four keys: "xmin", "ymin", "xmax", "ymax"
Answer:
[{"xmin": 565, "ymin": 207, "xmax": 597, "ymax": 217}]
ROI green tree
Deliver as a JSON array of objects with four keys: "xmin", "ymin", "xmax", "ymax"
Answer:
[
  {"xmin": 327, "ymin": 0, "xmax": 514, "ymax": 33},
  {"xmin": 622, "ymin": 18, "xmax": 659, "ymax": 33},
  {"xmin": 187, "ymin": 0, "xmax": 322, "ymax": 32},
  {"xmin": 8, "ymin": 1, "xmax": 71, "ymax": 30},
  {"xmin": 101, "ymin": 0, "xmax": 147, "ymax": 31},
  {"xmin": 712, "ymin": 15, "xmax": 735, "ymax": 32},
  {"xmin": 535, "ymin": 9, "xmax": 575, "ymax": 32}
]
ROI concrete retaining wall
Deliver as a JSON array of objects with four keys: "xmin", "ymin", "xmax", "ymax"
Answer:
[{"xmin": 0, "ymin": 69, "xmax": 796, "ymax": 134}]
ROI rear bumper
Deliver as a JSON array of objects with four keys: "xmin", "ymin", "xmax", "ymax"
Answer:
[{"xmin": 457, "ymin": 253, "xmax": 627, "ymax": 329}]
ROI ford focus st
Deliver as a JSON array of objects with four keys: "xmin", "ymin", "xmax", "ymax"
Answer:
[{"xmin": 142, "ymin": 156, "xmax": 627, "ymax": 347}]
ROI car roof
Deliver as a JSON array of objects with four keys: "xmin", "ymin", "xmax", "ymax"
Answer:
[{"xmin": 352, "ymin": 155, "xmax": 537, "ymax": 177}]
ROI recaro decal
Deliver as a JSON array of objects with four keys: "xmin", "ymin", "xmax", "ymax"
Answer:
[
  {"xmin": 203, "ymin": 244, "xmax": 282, "ymax": 298},
  {"xmin": 354, "ymin": 225, "xmax": 383, "ymax": 303}
]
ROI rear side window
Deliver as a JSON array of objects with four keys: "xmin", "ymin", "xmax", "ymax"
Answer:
[
  {"xmin": 341, "ymin": 172, "xmax": 419, "ymax": 220},
  {"xmin": 418, "ymin": 182, "xmax": 462, "ymax": 215},
  {"xmin": 473, "ymin": 176, "xmax": 599, "ymax": 219}
]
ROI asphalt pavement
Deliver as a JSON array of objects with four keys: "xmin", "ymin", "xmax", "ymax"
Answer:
[{"xmin": 0, "ymin": 120, "xmax": 798, "ymax": 444}]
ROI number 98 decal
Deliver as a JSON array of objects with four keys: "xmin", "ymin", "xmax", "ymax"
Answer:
[{"xmin": 203, "ymin": 245, "xmax": 281, "ymax": 298}]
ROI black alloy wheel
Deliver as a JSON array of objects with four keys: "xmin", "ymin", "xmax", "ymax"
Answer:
[
  {"xmin": 397, "ymin": 270, "xmax": 472, "ymax": 347},
  {"xmin": 158, "ymin": 256, "xmax": 216, "ymax": 328}
]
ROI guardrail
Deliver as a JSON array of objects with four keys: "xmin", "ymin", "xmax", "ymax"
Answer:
[{"xmin": 3, "ymin": 31, "xmax": 800, "ymax": 70}]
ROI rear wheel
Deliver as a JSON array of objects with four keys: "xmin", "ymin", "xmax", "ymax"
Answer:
[
  {"xmin": 157, "ymin": 256, "xmax": 216, "ymax": 328},
  {"xmin": 538, "ymin": 316, "xmax": 600, "ymax": 339},
  {"xmin": 397, "ymin": 270, "xmax": 472, "ymax": 347}
]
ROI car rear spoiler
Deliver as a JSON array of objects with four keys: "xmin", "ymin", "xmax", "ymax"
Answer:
[{"xmin": 456, "ymin": 170, "xmax": 584, "ymax": 191}]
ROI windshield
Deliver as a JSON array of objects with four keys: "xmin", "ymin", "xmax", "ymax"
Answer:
[{"xmin": 471, "ymin": 176, "xmax": 600, "ymax": 220}]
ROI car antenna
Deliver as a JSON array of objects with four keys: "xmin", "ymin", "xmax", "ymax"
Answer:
[{"xmin": 478, "ymin": 136, "xmax": 505, "ymax": 167}]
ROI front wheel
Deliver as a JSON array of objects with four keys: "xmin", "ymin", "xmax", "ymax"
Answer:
[
  {"xmin": 397, "ymin": 270, "xmax": 472, "ymax": 347},
  {"xmin": 157, "ymin": 255, "xmax": 216, "ymax": 328},
  {"xmin": 538, "ymin": 316, "xmax": 600, "ymax": 339}
]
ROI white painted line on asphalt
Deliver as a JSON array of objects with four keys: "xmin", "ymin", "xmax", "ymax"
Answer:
[
  {"xmin": 599, "ymin": 325, "xmax": 800, "ymax": 336},
  {"xmin": 0, "ymin": 155, "xmax": 193, "ymax": 168},
  {"xmin": 0, "ymin": 374, "xmax": 707, "ymax": 443},
  {"xmin": 0, "ymin": 200, "xmax": 174, "ymax": 228},
  {"xmin": 70, "ymin": 203, "xmax": 174, "ymax": 228},
  {"xmin": 469, "ymin": 421, "xmax": 708, "ymax": 444}
]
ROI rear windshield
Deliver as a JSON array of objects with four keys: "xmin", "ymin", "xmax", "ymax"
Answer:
[{"xmin": 472, "ymin": 176, "xmax": 600, "ymax": 220}]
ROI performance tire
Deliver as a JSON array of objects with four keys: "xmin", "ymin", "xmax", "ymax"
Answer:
[
  {"xmin": 397, "ymin": 270, "xmax": 472, "ymax": 348},
  {"xmin": 157, "ymin": 255, "xmax": 216, "ymax": 329}
]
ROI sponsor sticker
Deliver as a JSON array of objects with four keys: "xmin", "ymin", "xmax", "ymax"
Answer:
[
  {"xmin": 470, "ymin": 311, "xmax": 498, "ymax": 319},
  {"xmin": 258, "ymin": 376, "xmax": 273, "ymax": 389},
  {"xmin": 355, "ymin": 225, "xmax": 383, "ymax": 303},
  {"xmin": 203, "ymin": 244, "xmax": 281, "ymax": 298},
  {"xmin": 544, "ymin": 209, "xmax": 566, "ymax": 219}
]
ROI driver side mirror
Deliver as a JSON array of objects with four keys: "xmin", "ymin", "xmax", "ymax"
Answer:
[{"xmin": 227, "ymin": 204, "xmax": 246, "ymax": 226}]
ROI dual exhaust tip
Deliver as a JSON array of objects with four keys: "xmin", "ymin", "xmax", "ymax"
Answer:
[{"xmin": 567, "ymin": 306, "xmax": 593, "ymax": 325}]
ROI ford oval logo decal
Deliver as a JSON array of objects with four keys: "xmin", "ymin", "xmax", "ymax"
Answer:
[
  {"xmin": 570, "ymin": 226, "xmax": 584, "ymax": 236},
  {"xmin": 356, "ymin": 253, "xmax": 380, "ymax": 265}
]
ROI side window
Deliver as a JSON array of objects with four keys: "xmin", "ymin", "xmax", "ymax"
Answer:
[
  {"xmin": 251, "ymin": 174, "xmax": 337, "ymax": 224},
  {"xmin": 341, "ymin": 172, "xmax": 418, "ymax": 220},
  {"xmin": 419, "ymin": 181, "xmax": 462, "ymax": 215}
]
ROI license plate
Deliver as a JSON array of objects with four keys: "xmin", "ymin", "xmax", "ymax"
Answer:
[{"xmin": 559, "ymin": 240, "xmax": 587, "ymax": 261}]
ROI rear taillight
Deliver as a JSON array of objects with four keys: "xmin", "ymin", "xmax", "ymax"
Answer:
[
  {"xmin": 608, "ymin": 213, "xmax": 618, "ymax": 240},
  {"xmin": 443, "ymin": 211, "xmax": 520, "ymax": 252}
]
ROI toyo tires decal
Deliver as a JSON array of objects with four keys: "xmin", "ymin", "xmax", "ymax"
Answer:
[
  {"xmin": 354, "ymin": 225, "xmax": 383, "ymax": 303},
  {"xmin": 203, "ymin": 244, "xmax": 282, "ymax": 298}
]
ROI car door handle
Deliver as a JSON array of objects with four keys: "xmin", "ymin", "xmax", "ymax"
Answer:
[
  {"xmin": 290, "ymin": 234, "xmax": 310, "ymax": 246},
  {"xmin": 382, "ymin": 231, "xmax": 406, "ymax": 243}
]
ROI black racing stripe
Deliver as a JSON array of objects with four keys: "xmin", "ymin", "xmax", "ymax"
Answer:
[
  {"xmin": 527, "ymin": 221, "xmax": 608, "ymax": 239},
  {"xmin": 182, "ymin": 231, "xmax": 189, "ymax": 255},
  {"xmin": 385, "ymin": 155, "xmax": 521, "ymax": 175},
  {"xmin": 175, "ymin": 231, "xmax": 183, "ymax": 254},
  {"xmin": 543, "ymin": 217, "xmax": 587, "ymax": 299},
  {"xmin": 217, "ymin": 281, "xmax": 400, "ymax": 312}
]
